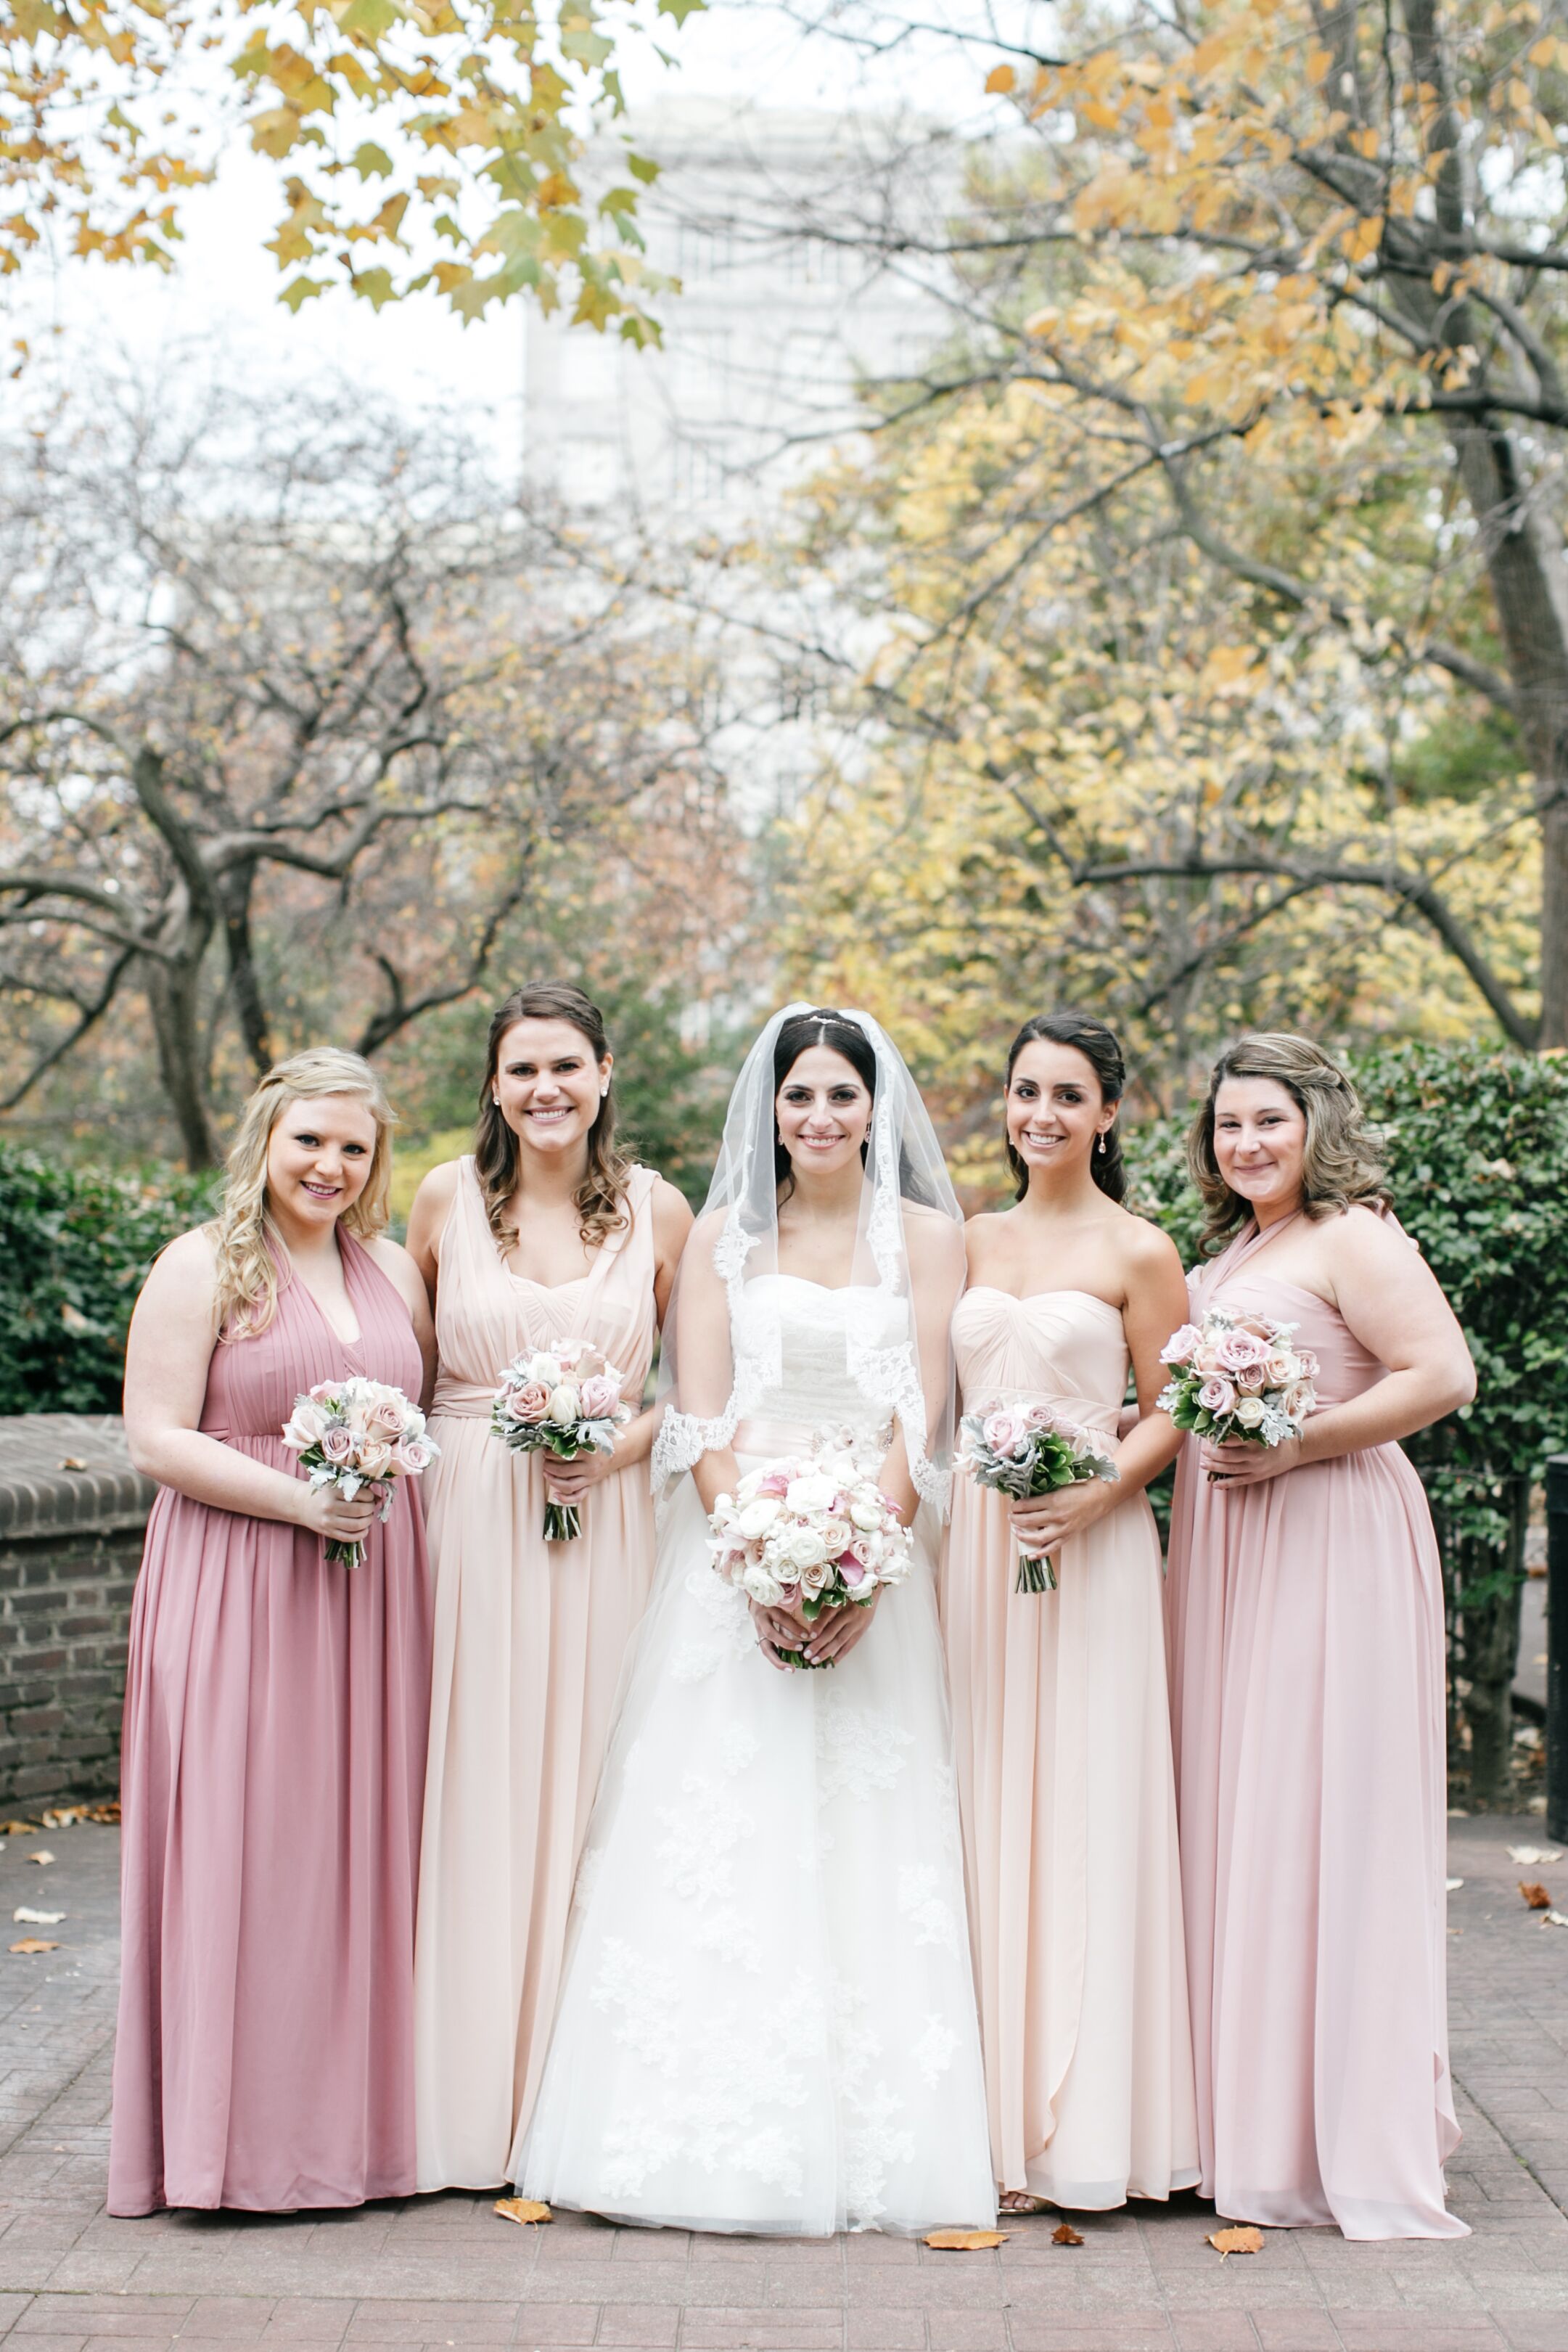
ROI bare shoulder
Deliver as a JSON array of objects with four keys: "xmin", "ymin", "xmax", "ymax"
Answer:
[
  {"xmin": 411, "ymin": 1157, "xmax": 464, "ymax": 1214},
  {"xmin": 1324, "ymin": 1199, "xmax": 1417, "ymax": 1271},
  {"xmin": 144, "ymin": 1222, "xmax": 219, "ymax": 1298},
  {"xmin": 1115, "ymin": 1206, "xmax": 1185, "ymax": 1282},
  {"xmin": 903, "ymin": 1201, "xmax": 965, "ymax": 1276},
  {"xmin": 686, "ymin": 1204, "xmax": 733, "ymax": 1265},
  {"xmin": 649, "ymin": 1175, "xmax": 694, "ymax": 1240}
]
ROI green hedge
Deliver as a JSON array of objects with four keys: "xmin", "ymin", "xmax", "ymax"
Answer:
[{"xmin": 0, "ymin": 1144, "xmax": 221, "ymax": 1416}]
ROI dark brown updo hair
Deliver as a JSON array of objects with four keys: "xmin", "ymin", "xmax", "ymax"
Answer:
[
  {"xmin": 476, "ymin": 980, "xmax": 631, "ymax": 1255},
  {"xmin": 1189, "ymin": 1031, "xmax": 1387, "ymax": 1253},
  {"xmin": 771, "ymin": 1007, "xmax": 879, "ymax": 1199},
  {"xmin": 1003, "ymin": 1010, "xmax": 1128, "ymax": 1204}
]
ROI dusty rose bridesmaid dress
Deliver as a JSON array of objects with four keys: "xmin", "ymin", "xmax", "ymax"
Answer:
[
  {"xmin": 1164, "ymin": 1216, "xmax": 1466, "ymax": 2239},
  {"xmin": 942, "ymin": 1287, "xmax": 1199, "ymax": 2208},
  {"xmin": 414, "ymin": 1158, "xmax": 660, "ymax": 2191},
  {"xmin": 109, "ymin": 1234, "xmax": 433, "ymax": 2215}
]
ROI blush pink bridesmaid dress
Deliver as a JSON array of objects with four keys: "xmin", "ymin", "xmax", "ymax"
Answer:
[
  {"xmin": 1164, "ymin": 1216, "xmax": 1466, "ymax": 2240},
  {"xmin": 414, "ymin": 1157, "xmax": 660, "ymax": 2191},
  {"xmin": 943, "ymin": 1287, "xmax": 1199, "ymax": 2209},
  {"xmin": 109, "ymin": 1234, "xmax": 433, "ymax": 2215}
]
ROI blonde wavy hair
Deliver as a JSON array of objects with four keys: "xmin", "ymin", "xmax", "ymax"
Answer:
[
  {"xmin": 213, "ymin": 1047, "xmax": 396, "ymax": 1338},
  {"xmin": 1189, "ymin": 1032, "xmax": 1388, "ymax": 1255}
]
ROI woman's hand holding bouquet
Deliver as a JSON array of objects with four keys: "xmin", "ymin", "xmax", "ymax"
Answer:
[
  {"xmin": 490, "ymin": 1341, "xmax": 633, "ymax": 1540},
  {"xmin": 959, "ymin": 1402, "xmax": 1119, "ymax": 1591},
  {"xmin": 1157, "ymin": 1309, "xmax": 1318, "ymax": 1484},
  {"xmin": 282, "ymin": 1377, "xmax": 438, "ymax": 1568},
  {"xmin": 707, "ymin": 1436, "xmax": 914, "ymax": 1670}
]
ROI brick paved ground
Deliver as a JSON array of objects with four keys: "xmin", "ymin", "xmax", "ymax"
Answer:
[{"xmin": 0, "ymin": 1816, "xmax": 1564, "ymax": 2352}]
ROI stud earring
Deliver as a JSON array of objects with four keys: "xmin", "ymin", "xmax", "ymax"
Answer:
[{"xmin": 492, "ymin": 1096, "xmax": 500, "ymax": 1109}]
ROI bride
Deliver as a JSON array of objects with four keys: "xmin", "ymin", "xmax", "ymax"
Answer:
[{"xmin": 515, "ymin": 1005, "xmax": 996, "ymax": 2234}]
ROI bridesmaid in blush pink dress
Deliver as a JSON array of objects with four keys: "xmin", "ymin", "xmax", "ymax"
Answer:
[
  {"xmin": 407, "ymin": 981, "xmax": 690, "ymax": 2192},
  {"xmin": 943, "ymin": 1012, "xmax": 1198, "ymax": 2214},
  {"xmin": 110, "ymin": 1049, "xmax": 435, "ymax": 2215},
  {"xmin": 1165, "ymin": 1033, "xmax": 1476, "ymax": 2240}
]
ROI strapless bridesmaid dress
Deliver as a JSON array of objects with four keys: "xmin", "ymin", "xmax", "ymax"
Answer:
[
  {"xmin": 943, "ymin": 1285, "xmax": 1199, "ymax": 2208},
  {"xmin": 1165, "ymin": 1218, "xmax": 1466, "ymax": 2239}
]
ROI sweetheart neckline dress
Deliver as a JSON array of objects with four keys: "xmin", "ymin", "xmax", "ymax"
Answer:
[{"xmin": 943, "ymin": 1284, "xmax": 1199, "ymax": 2207}]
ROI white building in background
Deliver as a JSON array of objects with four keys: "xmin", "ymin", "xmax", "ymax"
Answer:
[{"xmin": 522, "ymin": 99, "xmax": 954, "ymax": 525}]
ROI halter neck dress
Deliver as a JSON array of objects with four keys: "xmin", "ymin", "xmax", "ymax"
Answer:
[
  {"xmin": 109, "ymin": 1232, "xmax": 432, "ymax": 2214},
  {"xmin": 1164, "ymin": 1214, "xmax": 1465, "ymax": 2239},
  {"xmin": 943, "ymin": 1286, "xmax": 1198, "ymax": 2207},
  {"xmin": 414, "ymin": 1157, "xmax": 660, "ymax": 2191}
]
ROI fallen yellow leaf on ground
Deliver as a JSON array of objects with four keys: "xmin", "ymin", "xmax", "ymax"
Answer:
[
  {"xmin": 9, "ymin": 1939, "xmax": 58, "ymax": 1954},
  {"xmin": 1052, "ymin": 2221, "xmax": 1084, "ymax": 2245},
  {"xmin": 493, "ymin": 2197, "xmax": 552, "ymax": 2226},
  {"xmin": 924, "ymin": 2229, "xmax": 1009, "ymax": 2250},
  {"xmin": 0, "ymin": 1822, "xmax": 40, "ymax": 1837},
  {"xmin": 27, "ymin": 1852, "xmax": 54, "ymax": 1867},
  {"xmin": 1520, "ymin": 1880, "xmax": 1553, "ymax": 1909},
  {"xmin": 1208, "ymin": 2226, "xmax": 1265, "ymax": 2257}
]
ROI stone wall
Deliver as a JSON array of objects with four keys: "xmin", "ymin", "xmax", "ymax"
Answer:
[{"xmin": 0, "ymin": 1415, "xmax": 152, "ymax": 1807}]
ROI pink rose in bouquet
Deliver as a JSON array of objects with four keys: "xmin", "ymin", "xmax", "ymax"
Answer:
[{"xmin": 282, "ymin": 1376, "xmax": 438, "ymax": 1567}]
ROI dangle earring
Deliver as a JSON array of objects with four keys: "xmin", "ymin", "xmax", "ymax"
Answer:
[{"xmin": 1097, "ymin": 1131, "xmax": 1107, "ymax": 1155}]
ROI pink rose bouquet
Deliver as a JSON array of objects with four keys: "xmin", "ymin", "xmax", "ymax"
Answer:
[
  {"xmin": 490, "ymin": 1340, "xmax": 633, "ymax": 1541},
  {"xmin": 958, "ymin": 1401, "xmax": 1119, "ymax": 1593},
  {"xmin": 707, "ymin": 1435, "xmax": 914, "ymax": 1669},
  {"xmin": 1157, "ymin": 1307, "xmax": 1318, "ymax": 1477},
  {"xmin": 282, "ymin": 1376, "xmax": 438, "ymax": 1568}
]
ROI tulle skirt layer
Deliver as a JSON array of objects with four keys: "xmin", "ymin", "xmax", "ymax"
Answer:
[{"xmin": 519, "ymin": 1469, "xmax": 996, "ymax": 2237}]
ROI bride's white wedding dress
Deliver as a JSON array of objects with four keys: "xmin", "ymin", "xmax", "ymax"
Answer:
[{"xmin": 516, "ymin": 1272, "xmax": 996, "ymax": 2234}]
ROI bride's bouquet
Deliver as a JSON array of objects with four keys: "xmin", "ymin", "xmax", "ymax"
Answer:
[
  {"xmin": 1157, "ymin": 1308, "xmax": 1318, "ymax": 1478},
  {"xmin": 958, "ymin": 1403, "xmax": 1120, "ymax": 1592},
  {"xmin": 282, "ymin": 1377, "xmax": 438, "ymax": 1568},
  {"xmin": 707, "ymin": 1435, "xmax": 914, "ymax": 1669},
  {"xmin": 490, "ymin": 1340, "xmax": 633, "ymax": 1541}
]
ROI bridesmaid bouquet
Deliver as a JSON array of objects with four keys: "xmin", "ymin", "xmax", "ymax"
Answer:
[
  {"xmin": 707, "ymin": 1437, "xmax": 914, "ymax": 1668},
  {"xmin": 490, "ymin": 1340, "xmax": 633, "ymax": 1541},
  {"xmin": 958, "ymin": 1404, "xmax": 1120, "ymax": 1592},
  {"xmin": 282, "ymin": 1377, "xmax": 438, "ymax": 1568},
  {"xmin": 1157, "ymin": 1308, "xmax": 1318, "ymax": 1477}
]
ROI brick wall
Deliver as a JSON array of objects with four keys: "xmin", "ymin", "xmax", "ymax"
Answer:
[{"xmin": 0, "ymin": 1415, "xmax": 152, "ymax": 1807}]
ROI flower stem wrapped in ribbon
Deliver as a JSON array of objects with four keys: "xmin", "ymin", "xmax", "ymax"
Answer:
[
  {"xmin": 707, "ymin": 1434, "xmax": 914, "ymax": 1668},
  {"xmin": 282, "ymin": 1377, "xmax": 438, "ymax": 1568},
  {"xmin": 1156, "ymin": 1309, "xmax": 1318, "ymax": 1481},
  {"xmin": 958, "ymin": 1401, "xmax": 1119, "ymax": 1592},
  {"xmin": 490, "ymin": 1340, "xmax": 633, "ymax": 1541}
]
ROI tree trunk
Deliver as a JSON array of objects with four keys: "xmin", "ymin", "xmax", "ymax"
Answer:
[
  {"xmin": 140, "ymin": 891, "xmax": 221, "ymax": 1168},
  {"xmin": 219, "ymin": 859, "xmax": 273, "ymax": 1075},
  {"xmin": 1450, "ymin": 422, "xmax": 1568, "ymax": 1046}
]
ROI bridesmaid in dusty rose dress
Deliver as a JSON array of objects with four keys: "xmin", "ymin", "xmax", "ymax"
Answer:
[
  {"xmin": 943, "ymin": 1012, "xmax": 1198, "ymax": 2213},
  {"xmin": 110, "ymin": 1048, "xmax": 435, "ymax": 2215},
  {"xmin": 1165, "ymin": 1033, "xmax": 1475, "ymax": 2240},
  {"xmin": 407, "ymin": 981, "xmax": 690, "ymax": 2192}
]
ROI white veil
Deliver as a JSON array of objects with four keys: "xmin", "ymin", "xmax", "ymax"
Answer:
[{"xmin": 649, "ymin": 1003, "xmax": 965, "ymax": 1513}]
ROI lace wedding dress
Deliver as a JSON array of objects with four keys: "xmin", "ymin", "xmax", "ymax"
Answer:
[{"xmin": 515, "ymin": 1270, "xmax": 996, "ymax": 2235}]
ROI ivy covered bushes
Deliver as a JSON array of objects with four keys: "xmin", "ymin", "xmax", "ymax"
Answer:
[
  {"xmin": 1125, "ymin": 1042, "xmax": 1568, "ymax": 1804},
  {"xmin": 0, "ymin": 1146, "xmax": 219, "ymax": 1416}
]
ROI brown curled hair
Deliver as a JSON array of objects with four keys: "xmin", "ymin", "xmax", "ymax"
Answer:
[
  {"xmin": 1189, "ymin": 1031, "xmax": 1388, "ymax": 1254},
  {"xmin": 476, "ymin": 981, "xmax": 631, "ymax": 1256}
]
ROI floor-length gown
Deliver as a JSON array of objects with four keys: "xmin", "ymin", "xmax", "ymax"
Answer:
[
  {"xmin": 109, "ymin": 1234, "xmax": 432, "ymax": 2215},
  {"xmin": 1164, "ymin": 1218, "xmax": 1466, "ymax": 2239},
  {"xmin": 415, "ymin": 1157, "xmax": 660, "ymax": 2192},
  {"xmin": 520, "ymin": 1274, "xmax": 996, "ymax": 2234},
  {"xmin": 942, "ymin": 1288, "xmax": 1198, "ymax": 2208}
]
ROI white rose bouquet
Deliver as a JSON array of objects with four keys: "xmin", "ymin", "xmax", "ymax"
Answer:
[
  {"xmin": 707, "ymin": 1436, "xmax": 914, "ymax": 1669},
  {"xmin": 490, "ymin": 1340, "xmax": 633, "ymax": 1541},
  {"xmin": 958, "ymin": 1401, "xmax": 1120, "ymax": 1593},
  {"xmin": 282, "ymin": 1377, "xmax": 438, "ymax": 1568},
  {"xmin": 1157, "ymin": 1308, "xmax": 1318, "ymax": 1479}
]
